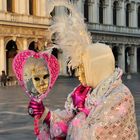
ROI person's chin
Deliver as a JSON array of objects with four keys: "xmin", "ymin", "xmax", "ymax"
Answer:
[
  {"xmin": 80, "ymin": 81, "xmax": 86, "ymax": 86},
  {"xmin": 82, "ymin": 83, "xmax": 87, "ymax": 86}
]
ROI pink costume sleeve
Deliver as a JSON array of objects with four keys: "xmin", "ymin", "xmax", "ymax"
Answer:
[
  {"xmin": 71, "ymin": 85, "xmax": 91, "ymax": 116},
  {"xmin": 37, "ymin": 108, "xmax": 70, "ymax": 140},
  {"xmin": 48, "ymin": 109, "xmax": 74, "ymax": 139},
  {"xmin": 45, "ymin": 85, "xmax": 91, "ymax": 139}
]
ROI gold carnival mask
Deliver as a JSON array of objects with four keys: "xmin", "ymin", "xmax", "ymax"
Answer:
[
  {"xmin": 77, "ymin": 64, "xmax": 86, "ymax": 86},
  {"xmin": 23, "ymin": 57, "xmax": 50, "ymax": 96},
  {"xmin": 32, "ymin": 67, "xmax": 49, "ymax": 95}
]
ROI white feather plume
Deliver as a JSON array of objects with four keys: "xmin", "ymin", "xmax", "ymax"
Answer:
[{"xmin": 48, "ymin": 0, "xmax": 92, "ymax": 68}]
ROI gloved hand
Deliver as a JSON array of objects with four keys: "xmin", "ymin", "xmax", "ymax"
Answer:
[
  {"xmin": 28, "ymin": 99, "xmax": 45, "ymax": 118},
  {"xmin": 71, "ymin": 85, "xmax": 91, "ymax": 115},
  {"xmin": 28, "ymin": 99, "xmax": 51, "ymax": 125}
]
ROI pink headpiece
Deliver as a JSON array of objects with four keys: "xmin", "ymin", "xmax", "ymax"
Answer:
[{"xmin": 13, "ymin": 50, "xmax": 59, "ymax": 102}]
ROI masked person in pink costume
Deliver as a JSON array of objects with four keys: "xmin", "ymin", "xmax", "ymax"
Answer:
[
  {"xmin": 28, "ymin": 0, "xmax": 138, "ymax": 140},
  {"xmin": 28, "ymin": 43, "xmax": 138, "ymax": 140}
]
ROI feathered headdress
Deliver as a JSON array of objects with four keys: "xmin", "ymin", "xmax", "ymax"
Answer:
[{"xmin": 48, "ymin": 0, "xmax": 92, "ymax": 68}]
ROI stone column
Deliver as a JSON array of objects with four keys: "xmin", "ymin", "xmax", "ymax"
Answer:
[
  {"xmin": 118, "ymin": 45, "xmax": 125, "ymax": 73},
  {"xmin": 131, "ymin": 3, "xmax": 137, "ymax": 28},
  {"xmin": 36, "ymin": 0, "xmax": 40, "ymax": 16},
  {"xmin": 14, "ymin": 0, "xmax": 19, "ymax": 13},
  {"xmin": 18, "ymin": 0, "xmax": 27, "ymax": 14},
  {"xmin": 88, "ymin": 2, "xmax": 93, "ymax": 23},
  {"xmin": 23, "ymin": 38, "xmax": 28, "ymax": 50},
  {"xmin": 118, "ymin": 1, "xmax": 125, "ymax": 26},
  {"xmin": 0, "ymin": 0, "xmax": 5, "ymax": 11},
  {"xmin": 128, "ymin": 6, "xmax": 132, "ymax": 27},
  {"xmin": 88, "ymin": 0, "xmax": 98, "ymax": 23},
  {"xmin": 25, "ymin": 0, "xmax": 29, "ymax": 14},
  {"xmin": 0, "ymin": 37, "xmax": 6, "ymax": 73},
  {"xmin": 76, "ymin": 0, "xmax": 85, "ymax": 15},
  {"xmin": 0, "ymin": 0, "xmax": 2, "ymax": 11},
  {"xmin": 2, "ymin": 0, "xmax": 7, "ymax": 12},
  {"xmin": 40, "ymin": 0, "xmax": 47, "ymax": 17},
  {"xmin": 134, "ymin": 46, "xmax": 137, "ymax": 73},
  {"xmin": 104, "ymin": 0, "xmax": 113, "ymax": 25},
  {"xmin": 129, "ymin": 47, "xmax": 137, "ymax": 73}
]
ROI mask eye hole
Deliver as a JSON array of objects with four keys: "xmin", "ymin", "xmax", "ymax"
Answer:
[
  {"xmin": 34, "ymin": 77, "xmax": 40, "ymax": 81},
  {"xmin": 43, "ymin": 74, "xmax": 49, "ymax": 79}
]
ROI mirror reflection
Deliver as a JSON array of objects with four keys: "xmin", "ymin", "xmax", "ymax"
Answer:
[{"xmin": 23, "ymin": 57, "xmax": 49, "ymax": 97}]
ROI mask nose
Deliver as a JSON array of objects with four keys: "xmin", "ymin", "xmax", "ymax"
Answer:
[{"xmin": 40, "ymin": 79, "xmax": 45, "ymax": 85}]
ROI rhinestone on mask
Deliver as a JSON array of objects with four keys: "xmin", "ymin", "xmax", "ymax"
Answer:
[{"xmin": 28, "ymin": 108, "xmax": 33, "ymax": 114}]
